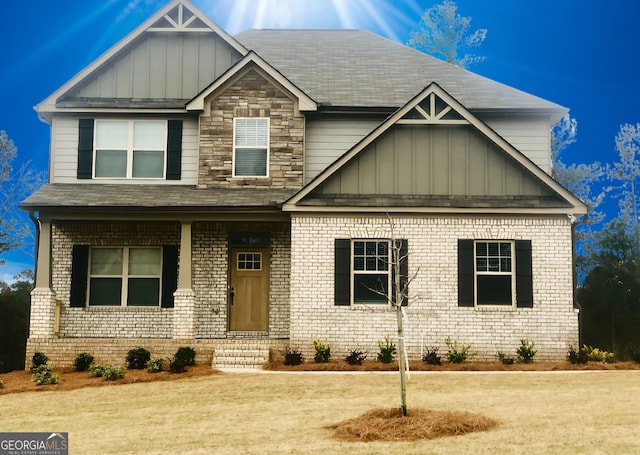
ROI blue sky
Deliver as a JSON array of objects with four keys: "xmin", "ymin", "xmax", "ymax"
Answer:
[{"xmin": 0, "ymin": 0, "xmax": 638, "ymax": 281}]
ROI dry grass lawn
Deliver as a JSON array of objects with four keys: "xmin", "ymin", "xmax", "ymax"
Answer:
[{"xmin": 1, "ymin": 370, "xmax": 640, "ymax": 454}]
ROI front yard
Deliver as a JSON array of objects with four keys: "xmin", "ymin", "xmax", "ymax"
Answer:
[{"xmin": 1, "ymin": 369, "xmax": 639, "ymax": 454}]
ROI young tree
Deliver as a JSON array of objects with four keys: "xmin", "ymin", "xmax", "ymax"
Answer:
[
  {"xmin": 407, "ymin": 0, "xmax": 487, "ymax": 68},
  {"xmin": 0, "ymin": 130, "xmax": 45, "ymax": 264}
]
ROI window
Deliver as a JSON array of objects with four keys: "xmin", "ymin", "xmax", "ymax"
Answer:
[
  {"xmin": 94, "ymin": 120, "xmax": 166, "ymax": 178},
  {"xmin": 233, "ymin": 118, "xmax": 269, "ymax": 177},
  {"xmin": 88, "ymin": 247, "xmax": 162, "ymax": 306},
  {"xmin": 475, "ymin": 241, "xmax": 513, "ymax": 305}
]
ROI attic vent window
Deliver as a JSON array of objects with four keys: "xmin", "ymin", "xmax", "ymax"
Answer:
[{"xmin": 233, "ymin": 118, "xmax": 269, "ymax": 177}]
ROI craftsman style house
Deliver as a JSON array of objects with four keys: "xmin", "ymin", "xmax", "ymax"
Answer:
[{"xmin": 22, "ymin": 0, "xmax": 587, "ymax": 367}]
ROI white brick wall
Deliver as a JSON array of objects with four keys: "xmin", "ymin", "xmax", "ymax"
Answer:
[{"xmin": 289, "ymin": 214, "xmax": 578, "ymax": 361}]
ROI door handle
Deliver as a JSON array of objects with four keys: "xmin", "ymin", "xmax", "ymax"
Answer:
[{"xmin": 230, "ymin": 287, "xmax": 234, "ymax": 305}]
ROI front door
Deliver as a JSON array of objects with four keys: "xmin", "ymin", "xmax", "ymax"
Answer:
[{"xmin": 229, "ymin": 247, "xmax": 269, "ymax": 331}]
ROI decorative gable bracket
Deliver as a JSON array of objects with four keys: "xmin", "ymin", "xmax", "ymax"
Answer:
[
  {"xmin": 397, "ymin": 92, "xmax": 467, "ymax": 125},
  {"xmin": 148, "ymin": 3, "xmax": 214, "ymax": 32}
]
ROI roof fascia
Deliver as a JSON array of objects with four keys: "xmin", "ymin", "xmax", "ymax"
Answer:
[
  {"xmin": 186, "ymin": 51, "xmax": 317, "ymax": 112},
  {"xmin": 35, "ymin": 0, "xmax": 248, "ymax": 115},
  {"xmin": 283, "ymin": 82, "xmax": 586, "ymax": 214}
]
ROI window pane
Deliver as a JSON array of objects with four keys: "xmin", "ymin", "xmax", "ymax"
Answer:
[
  {"xmin": 89, "ymin": 278, "xmax": 122, "ymax": 306},
  {"xmin": 96, "ymin": 121, "xmax": 128, "ymax": 149},
  {"xmin": 476, "ymin": 257, "xmax": 488, "ymax": 272},
  {"xmin": 476, "ymin": 242, "xmax": 487, "ymax": 256},
  {"xmin": 133, "ymin": 121, "xmax": 165, "ymax": 149},
  {"xmin": 127, "ymin": 278, "xmax": 160, "ymax": 306},
  {"xmin": 354, "ymin": 242, "xmax": 364, "ymax": 255},
  {"xmin": 95, "ymin": 150, "xmax": 127, "ymax": 177},
  {"xmin": 354, "ymin": 256, "xmax": 364, "ymax": 271},
  {"xmin": 488, "ymin": 258, "xmax": 500, "ymax": 272},
  {"xmin": 501, "ymin": 258, "xmax": 511, "ymax": 272},
  {"xmin": 133, "ymin": 150, "xmax": 164, "ymax": 178},
  {"xmin": 500, "ymin": 243, "xmax": 511, "ymax": 256},
  {"xmin": 235, "ymin": 149, "xmax": 267, "ymax": 176},
  {"xmin": 91, "ymin": 248, "xmax": 123, "ymax": 275},
  {"xmin": 235, "ymin": 118, "xmax": 268, "ymax": 147},
  {"xmin": 129, "ymin": 248, "xmax": 161, "ymax": 275},
  {"xmin": 477, "ymin": 275, "xmax": 512, "ymax": 305},
  {"xmin": 354, "ymin": 274, "xmax": 388, "ymax": 302},
  {"xmin": 365, "ymin": 257, "xmax": 377, "ymax": 271}
]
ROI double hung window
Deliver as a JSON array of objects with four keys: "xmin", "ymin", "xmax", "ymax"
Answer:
[
  {"xmin": 88, "ymin": 247, "xmax": 162, "ymax": 306},
  {"xmin": 352, "ymin": 240, "xmax": 391, "ymax": 304},
  {"xmin": 475, "ymin": 241, "xmax": 514, "ymax": 306},
  {"xmin": 233, "ymin": 118, "xmax": 269, "ymax": 177},
  {"xmin": 94, "ymin": 120, "xmax": 166, "ymax": 178}
]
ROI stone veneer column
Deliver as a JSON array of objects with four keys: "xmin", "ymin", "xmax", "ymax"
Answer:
[
  {"xmin": 30, "ymin": 221, "xmax": 57, "ymax": 337},
  {"xmin": 174, "ymin": 222, "xmax": 196, "ymax": 339}
]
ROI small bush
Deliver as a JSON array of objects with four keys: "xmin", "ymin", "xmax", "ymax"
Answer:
[
  {"xmin": 496, "ymin": 352, "xmax": 515, "ymax": 365},
  {"xmin": 516, "ymin": 339, "xmax": 537, "ymax": 363},
  {"xmin": 32, "ymin": 365, "xmax": 59, "ymax": 386},
  {"xmin": 583, "ymin": 345, "xmax": 614, "ymax": 363},
  {"xmin": 445, "ymin": 337, "xmax": 473, "ymax": 364},
  {"xmin": 312, "ymin": 339, "xmax": 331, "ymax": 363},
  {"xmin": 126, "ymin": 347, "xmax": 151, "ymax": 369},
  {"xmin": 169, "ymin": 357, "xmax": 188, "ymax": 373},
  {"xmin": 421, "ymin": 347, "xmax": 442, "ymax": 365},
  {"xmin": 89, "ymin": 364, "xmax": 106, "ymax": 378},
  {"xmin": 146, "ymin": 357, "xmax": 166, "ymax": 373},
  {"xmin": 567, "ymin": 345, "xmax": 588, "ymax": 364},
  {"xmin": 102, "ymin": 366, "xmax": 126, "ymax": 381},
  {"xmin": 282, "ymin": 346, "xmax": 304, "ymax": 366},
  {"xmin": 30, "ymin": 352, "xmax": 48, "ymax": 371},
  {"xmin": 175, "ymin": 347, "xmax": 196, "ymax": 366},
  {"xmin": 73, "ymin": 352, "xmax": 95, "ymax": 372},
  {"xmin": 377, "ymin": 336, "xmax": 396, "ymax": 364},
  {"xmin": 0, "ymin": 377, "xmax": 4, "ymax": 389},
  {"xmin": 345, "ymin": 349, "xmax": 367, "ymax": 365}
]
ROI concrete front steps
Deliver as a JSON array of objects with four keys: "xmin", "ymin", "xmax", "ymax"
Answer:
[{"xmin": 212, "ymin": 340, "xmax": 283, "ymax": 369}]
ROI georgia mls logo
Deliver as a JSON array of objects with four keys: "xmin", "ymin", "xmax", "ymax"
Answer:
[{"xmin": 0, "ymin": 432, "xmax": 68, "ymax": 455}]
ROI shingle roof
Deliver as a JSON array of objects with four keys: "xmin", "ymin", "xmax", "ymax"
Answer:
[
  {"xmin": 21, "ymin": 184, "xmax": 296, "ymax": 211},
  {"xmin": 235, "ymin": 29, "xmax": 566, "ymax": 112}
]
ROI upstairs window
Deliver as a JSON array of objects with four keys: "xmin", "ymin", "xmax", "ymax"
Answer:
[
  {"xmin": 233, "ymin": 118, "xmax": 269, "ymax": 177},
  {"xmin": 94, "ymin": 120, "xmax": 166, "ymax": 179}
]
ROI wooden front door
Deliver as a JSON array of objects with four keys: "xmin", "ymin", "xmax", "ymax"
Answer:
[{"xmin": 229, "ymin": 247, "xmax": 269, "ymax": 331}]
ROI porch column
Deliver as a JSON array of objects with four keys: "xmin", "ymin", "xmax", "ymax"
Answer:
[
  {"xmin": 173, "ymin": 221, "xmax": 195, "ymax": 339},
  {"xmin": 30, "ymin": 220, "xmax": 57, "ymax": 337}
]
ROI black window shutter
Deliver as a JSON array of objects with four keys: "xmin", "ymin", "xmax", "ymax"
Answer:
[
  {"xmin": 334, "ymin": 239, "xmax": 351, "ymax": 306},
  {"xmin": 77, "ymin": 119, "xmax": 94, "ymax": 179},
  {"xmin": 70, "ymin": 245, "xmax": 90, "ymax": 307},
  {"xmin": 392, "ymin": 239, "xmax": 409, "ymax": 306},
  {"xmin": 458, "ymin": 239, "xmax": 475, "ymax": 307},
  {"xmin": 515, "ymin": 240, "xmax": 534, "ymax": 308},
  {"xmin": 166, "ymin": 120, "xmax": 183, "ymax": 180},
  {"xmin": 161, "ymin": 245, "xmax": 179, "ymax": 308}
]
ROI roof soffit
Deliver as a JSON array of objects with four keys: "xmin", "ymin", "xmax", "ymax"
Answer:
[
  {"xmin": 284, "ymin": 83, "xmax": 587, "ymax": 214},
  {"xmin": 35, "ymin": 0, "xmax": 248, "ymax": 115}
]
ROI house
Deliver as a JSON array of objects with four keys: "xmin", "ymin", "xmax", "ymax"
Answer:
[{"xmin": 22, "ymin": 0, "xmax": 587, "ymax": 367}]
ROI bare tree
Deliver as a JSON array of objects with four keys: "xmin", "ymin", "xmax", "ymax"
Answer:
[{"xmin": 407, "ymin": 0, "xmax": 487, "ymax": 68}]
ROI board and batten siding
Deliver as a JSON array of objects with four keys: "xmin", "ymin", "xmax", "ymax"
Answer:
[{"xmin": 49, "ymin": 115, "xmax": 199, "ymax": 184}]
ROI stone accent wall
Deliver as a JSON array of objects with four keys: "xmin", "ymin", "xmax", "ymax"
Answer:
[
  {"xmin": 198, "ymin": 67, "xmax": 305, "ymax": 189},
  {"xmin": 290, "ymin": 215, "xmax": 579, "ymax": 361}
]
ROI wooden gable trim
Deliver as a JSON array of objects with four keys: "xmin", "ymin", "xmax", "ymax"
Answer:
[
  {"xmin": 283, "ymin": 83, "xmax": 587, "ymax": 214},
  {"xmin": 35, "ymin": 0, "xmax": 248, "ymax": 115},
  {"xmin": 186, "ymin": 51, "xmax": 317, "ymax": 113}
]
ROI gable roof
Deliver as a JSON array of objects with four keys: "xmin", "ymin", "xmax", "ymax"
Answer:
[
  {"xmin": 236, "ymin": 29, "xmax": 567, "ymax": 118},
  {"xmin": 187, "ymin": 51, "xmax": 317, "ymax": 113},
  {"xmin": 36, "ymin": 0, "xmax": 248, "ymax": 115},
  {"xmin": 284, "ymin": 83, "xmax": 587, "ymax": 215}
]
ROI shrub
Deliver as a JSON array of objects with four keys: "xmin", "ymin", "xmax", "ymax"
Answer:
[
  {"xmin": 30, "ymin": 352, "xmax": 48, "ymax": 371},
  {"xmin": 126, "ymin": 347, "xmax": 151, "ymax": 369},
  {"xmin": 175, "ymin": 347, "xmax": 196, "ymax": 366},
  {"xmin": 345, "ymin": 349, "xmax": 367, "ymax": 365},
  {"xmin": 102, "ymin": 366, "xmax": 126, "ymax": 381},
  {"xmin": 377, "ymin": 336, "xmax": 396, "ymax": 364},
  {"xmin": 567, "ymin": 345, "xmax": 588, "ymax": 364},
  {"xmin": 516, "ymin": 339, "xmax": 537, "ymax": 363},
  {"xmin": 421, "ymin": 347, "xmax": 442, "ymax": 365},
  {"xmin": 73, "ymin": 352, "xmax": 95, "ymax": 372},
  {"xmin": 496, "ymin": 352, "xmax": 515, "ymax": 365},
  {"xmin": 583, "ymin": 345, "xmax": 614, "ymax": 363},
  {"xmin": 32, "ymin": 365, "xmax": 59, "ymax": 386},
  {"xmin": 169, "ymin": 357, "xmax": 187, "ymax": 373},
  {"xmin": 0, "ymin": 377, "xmax": 4, "ymax": 389},
  {"xmin": 146, "ymin": 357, "xmax": 166, "ymax": 373},
  {"xmin": 312, "ymin": 339, "xmax": 331, "ymax": 363},
  {"xmin": 282, "ymin": 346, "xmax": 304, "ymax": 366},
  {"xmin": 445, "ymin": 337, "xmax": 473, "ymax": 364},
  {"xmin": 89, "ymin": 364, "xmax": 106, "ymax": 378}
]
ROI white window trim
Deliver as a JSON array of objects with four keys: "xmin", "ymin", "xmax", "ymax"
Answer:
[
  {"xmin": 232, "ymin": 117, "xmax": 270, "ymax": 178},
  {"xmin": 351, "ymin": 239, "xmax": 392, "ymax": 305},
  {"xmin": 93, "ymin": 119, "xmax": 167, "ymax": 180},
  {"xmin": 88, "ymin": 246, "xmax": 163, "ymax": 307},
  {"xmin": 474, "ymin": 240, "xmax": 516, "ymax": 307}
]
